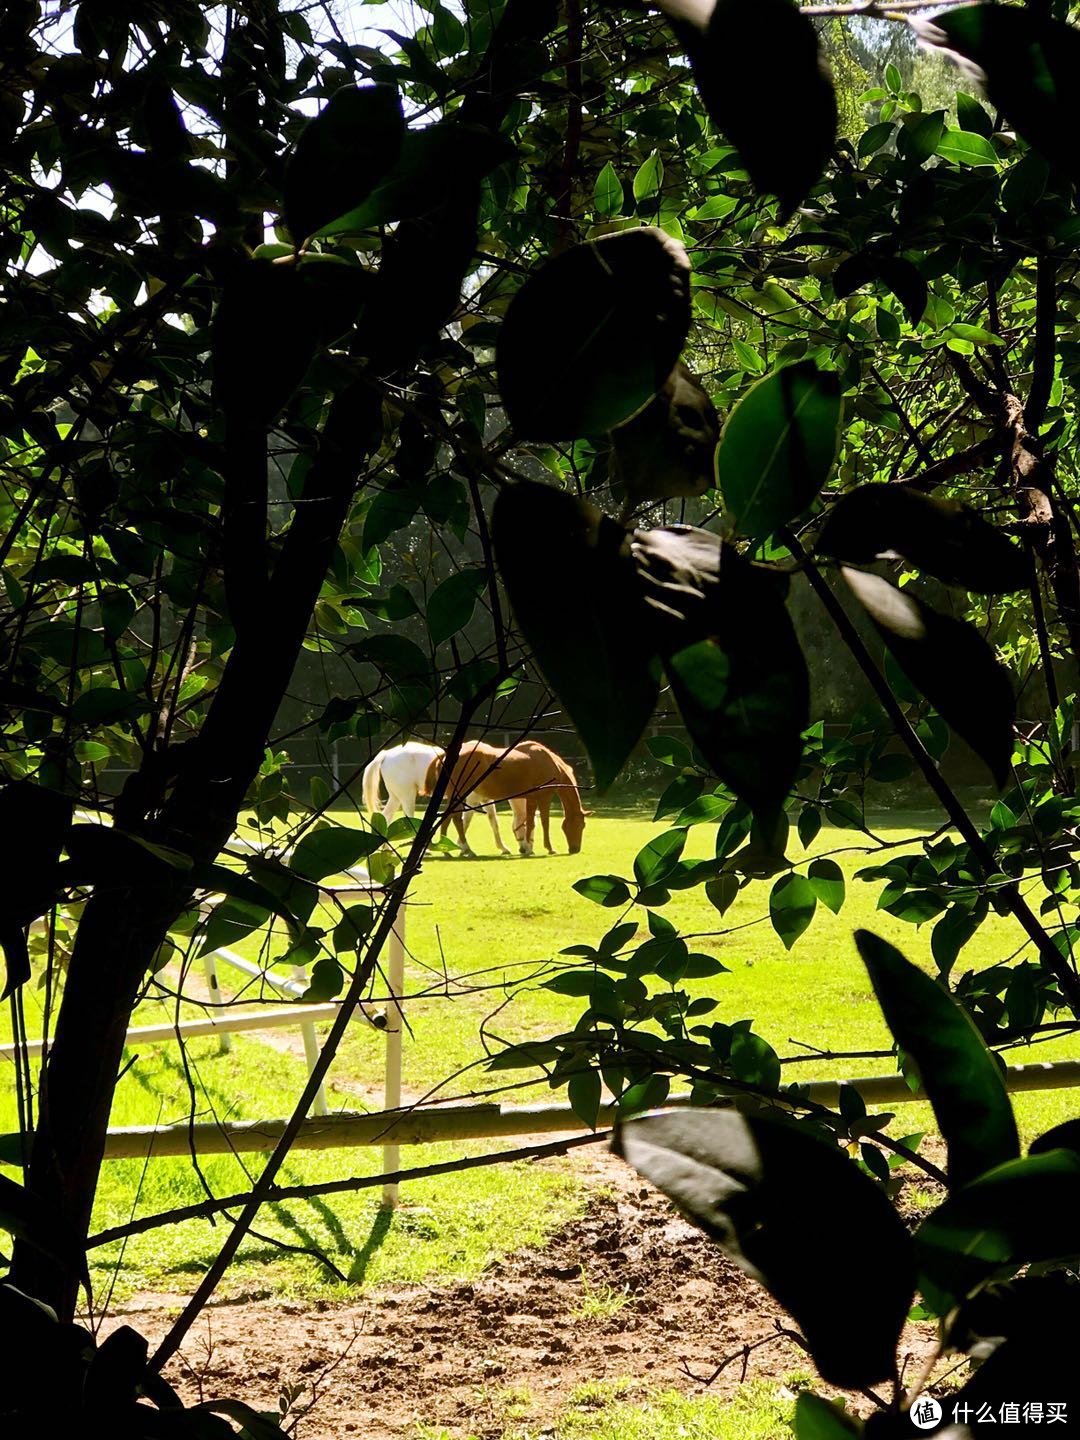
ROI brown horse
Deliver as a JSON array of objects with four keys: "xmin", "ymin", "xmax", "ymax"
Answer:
[{"xmin": 425, "ymin": 740, "xmax": 587, "ymax": 856}]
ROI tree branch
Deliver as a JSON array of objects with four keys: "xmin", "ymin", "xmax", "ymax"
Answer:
[{"xmin": 89, "ymin": 1133, "xmax": 606, "ymax": 1250}]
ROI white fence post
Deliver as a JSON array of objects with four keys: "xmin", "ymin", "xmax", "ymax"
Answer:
[
  {"xmin": 381, "ymin": 905, "xmax": 406, "ymax": 1208},
  {"xmin": 293, "ymin": 964, "xmax": 329, "ymax": 1117},
  {"xmin": 201, "ymin": 953, "xmax": 232, "ymax": 1055}
]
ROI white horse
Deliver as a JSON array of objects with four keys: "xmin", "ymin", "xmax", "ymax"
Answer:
[{"xmin": 361, "ymin": 742, "xmax": 445, "ymax": 821}]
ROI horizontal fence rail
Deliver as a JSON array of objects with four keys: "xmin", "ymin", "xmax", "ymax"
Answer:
[{"xmin": 4, "ymin": 1058, "xmax": 1079, "ymax": 1165}]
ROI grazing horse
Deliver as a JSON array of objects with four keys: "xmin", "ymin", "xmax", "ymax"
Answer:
[
  {"xmin": 361, "ymin": 741, "xmax": 445, "ymax": 821},
  {"xmin": 424, "ymin": 740, "xmax": 587, "ymax": 856},
  {"xmin": 513, "ymin": 740, "xmax": 588, "ymax": 855}
]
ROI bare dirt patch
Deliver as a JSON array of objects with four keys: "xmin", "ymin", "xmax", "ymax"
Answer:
[{"xmin": 108, "ymin": 1148, "xmax": 938, "ymax": 1440}]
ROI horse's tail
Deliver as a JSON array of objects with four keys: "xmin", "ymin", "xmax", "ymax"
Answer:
[{"xmin": 361, "ymin": 753, "xmax": 384, "ymax": 811}]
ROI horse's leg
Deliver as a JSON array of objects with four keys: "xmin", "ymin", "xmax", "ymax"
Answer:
[
  {"xmin": 486, "ymin": 801, "xmax": 510, "ymax": 855},
  {"xmin": 400, "ymin": 784, "xmax": 417, "ymax": 819},
  {"xmin": 540, "ymin": 793, "xmax": 555, "ymax": 852},
  {"xmin": 381, "ymin": 789, "xmax": 398, "ymax": 823},
  {"xmin": 512, "ymin": 798, "xmax": 531, "ymax": 856},
  {"xmin": 453, "ymin": 810, "xmax": 474, "ymax": 855}
]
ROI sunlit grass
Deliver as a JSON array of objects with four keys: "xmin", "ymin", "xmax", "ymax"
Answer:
[{"xmin": 2, "ymin": 805, "xmax": 1079, "ymax": 1300}]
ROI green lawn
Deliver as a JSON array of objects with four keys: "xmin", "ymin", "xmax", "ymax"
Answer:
[
  {"xmin": 417, "ymin": 1376, "xmax": 805, "ymax": 1440},
  {"xmin": 3, "ymin": 806, "xmax": 1079, "ymax": 1304}
]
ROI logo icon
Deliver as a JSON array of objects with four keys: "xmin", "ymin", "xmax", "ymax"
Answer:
[{"xmin": 910, "ymin": 1397, "xmax": 943, "ymax": 1431}]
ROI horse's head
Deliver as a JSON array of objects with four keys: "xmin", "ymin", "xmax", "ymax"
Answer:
[
  {"xmin": 421, "ymin": 754, "xmax": 443, "ymax": 796},
  {"xmin": 563, "ymin": 810, "xmax": 587, "ymax": 855}
]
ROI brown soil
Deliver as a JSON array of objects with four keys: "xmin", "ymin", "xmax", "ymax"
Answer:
[{"xmin": 107, "ymin": 1148, "xmax": 939, "ymax": 1440}]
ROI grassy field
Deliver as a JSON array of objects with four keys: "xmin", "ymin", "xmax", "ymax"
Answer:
[
  {"xmin": 417, "ymin": 1376, "xmax": 805, "ymax": 1440},
  {"xmin": 2, "ymin": 806, "xmax": 1079, "ymax": 1306}
]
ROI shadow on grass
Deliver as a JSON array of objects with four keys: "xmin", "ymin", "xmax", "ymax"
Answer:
[{"xmin": 347, "ymin": 1203, "xmax": 393, "ymax": 1284}]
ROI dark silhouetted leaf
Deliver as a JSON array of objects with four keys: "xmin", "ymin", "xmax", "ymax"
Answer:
[
  {"xmin": 632, "ymin": 528, "xmax": 809, "ymax": 818},
  {"xmin": 609, "ymin": 361, "xmax": 720, "ymax": 505},
  {"xmin": 705, "ymin": 873, "xmax": 740, "ymax": 916},
  {"xmin": 856, "ymin": 931, "xmax": 1018, "ymax": 1188},
  {"xmin": 660, "ymin": 0, "xmax": 837, "ymax": 217},
  {"xmin": 302, "ymin": 957, "xmax": 346, "ymax": 1002},
  {"xmin": 568, "ymin": 1069, "xmax": 603, "ymax": 1128},
  {"xmin": 493, "ymin": 483, "xmax": 658, "ymax": 790},
  {"xmin": 496, "ymin": 227, "xmax": 691, "ymax": 440},
  {"xmin": 211, "ymin": 262, "xmax": 318, "ymax": 427},
  {"xmin": 842, "ymin": 568, "xmax": 1015, "ymax": 786},
  {"xmin": 716, "ymin": 362, "xmax": 842, "ymax": 541},
  {"xmin": 832, "ymin": 253, "xmax": 927, "ymax": 325},
  {"xmin": 917, "ymin": 4, "xmax": 1080, "ymax": 187},
  {"xmin": 0, "ymin": 782, "xmax": 73, "ymax": 996},
  {"xmin": 819, "ymin": 487, "xmax": 1028, "ymax": 592},
  {"xmin": 284, "ymin": 84, "xmax": 405, "ymax": 242},
  {"xmin": 613, "ymin": 1109, "xmax": 914, "ymax": 1387},
  {"xmin": 917, "ymin": 1150, "xmax": 1080, "ymax": 1311},
  {"xmin": 427, "ymin": 568, "xmax": 488, "ymax": 646},
  {"xmin": 1030, "ymin": 1118, "xmax": 1080, "ymax": 1157}
]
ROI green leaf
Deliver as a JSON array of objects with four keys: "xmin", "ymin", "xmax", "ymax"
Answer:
[
  {"xmin": 198, "ymin": 897, "xmax": 270, "ymax": 957},
  {"xmin": 885, "ymin": 62, "xmax": 902, "ymax": 94},
  {"xmin": 427, "ymin": 568, "xmax": 487, "ymax": 646},
  {"xmin": 568, "ymin": 1069, "xmax": 603, "ymax": 1128},
  {"xmin": 732, "ymin": 338, "xmax": 765, "ymax": 374},
  {"xmin": 769, "ymin": 872, "xmax": 817, "ymax": 950},
  {"xmin": 573, "ymin": 874, "xmax": 632, "ymax": 908},
  {"xmin": 936, "ymin": 128, "xmax": 998, "ymax": 167},
  {"xmin": 302, "ymin": 958, "xmax": 345, "ymax": 1002},
  {"xmin": 664, "ymin": 0, "xmax": 837, "ymax": 217},
  {"xmin": 948, "ymin": 321, "xmax": 1004, "ymax": 346},
  {"xmin": 71, "ymin": 687, "xmax": 145, "ymax": 726},
  {"xmin": 613, "ymin": 1109, "xmax": 914, "ymax": 1387},
  {"xmin": 917, "ymin": 4, "xmax": 1080, "ymax": 187},
  {"xmin": 931, "ymin": 904, "xmax": 985, "ymax": 979},
  {"xmin": 609, "ymin": 361, "xmax": 719, "ymax": 504},
  {"xmin": 496, "ymin": 226, "xmax": 691, "ymax": 440},
  {"xmin": 593, "ymin": 160, "xmax": 623, "ymax": 218},
  {"xmin": 284, "ymin": 84, "xmax": 405, "ymax": 242},
  {"xmin": 807, "ymin": 857, "xmax": 844, "ymax": 914},
  {"xmin": 798, "ymin": 807, "xmax": 822, "ymax": 849},
  {"xmin": 916, "ymin": 1150, "xmax": 1080, "ymax": 1312},
  {"xmin": 634, "ymin": 528, "xmax": 809, "ymax": 819},
  {"xmin": 633, "ymin": 829, "xmax": 687, "ymax": 888},
  {"xmin": 841, "ymin": 568, "xmax": 1015, "ymax": 787},
  {"xmin": 817, "ymin": 486, "xmax": 1028, "ymax": 593},
  {"xmin": 956, "ymin": 90, "xmax": 993, "ymax": 136},
  {"xmin": 332, "ymin": 904, "xmax": 374, "ymax": 955},
  {"xmin": 362, "ymin": 486, "xmax": 422, "ymax": 551},
  {"xmin": 646, "ymin": 735, "xmax": 692, "ymax": 767},
  {"xmin": 716, "ymin": 361, "xmax": 842, "ymax": 541},
  {"xmin": 855, "ymin": 931, "xmax": 1019, "ymax": 1188},
  {"xmin": 705, "ymin": 873, "xmax": 740, "ymax": 916},
  {"xmin": 632, "ymin": 150, "xmax": 663, "ymax": 202},
  {"xmin": 793, "ymin": 1393, "xmax": 861, "ymax": 1440},
  {"xmin": 288, "ymin": 826, "xmax": 384, "ymax": 881},
  {"xmin": 493, "ymin": 484, "xmax": 658, "ymax": 791}
]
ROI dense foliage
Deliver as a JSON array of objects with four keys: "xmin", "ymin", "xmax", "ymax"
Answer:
[{"xmin": 4, "ymin": 0, "xmax": 1080, "ymax": 1430}]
